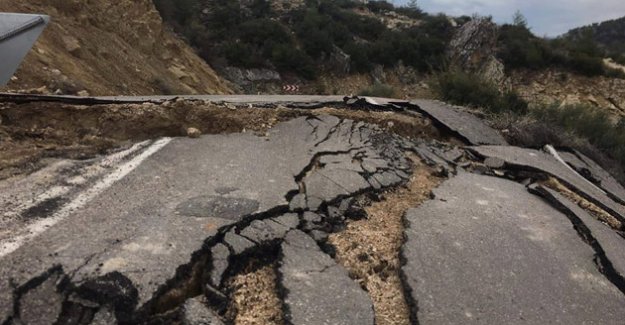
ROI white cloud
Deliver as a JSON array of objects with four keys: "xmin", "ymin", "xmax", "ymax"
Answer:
[{"xmin": 396, "ymin": 0, "xmax": 625, "ymax": 36}]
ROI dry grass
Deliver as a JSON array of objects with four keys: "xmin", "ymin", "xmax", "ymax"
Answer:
[
  {"xmin": 543, "ymin": 177, "xmax": 623, "ymax": 230},
  {"xmin": 328, "ymin": 156, "xmax": 443, "ymax": 325},
  {"xmin": 226, "ymin": 262, "xmax": 284, "ymax": 325}
]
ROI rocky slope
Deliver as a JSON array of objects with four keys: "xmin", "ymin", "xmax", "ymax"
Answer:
[
  {"xmin": 0, "ymin": 0, "xmax": 232, "ymax": 95},
  {"xmin": 511, "ymin": 69, "xmax": 625, "ymax": 116}
]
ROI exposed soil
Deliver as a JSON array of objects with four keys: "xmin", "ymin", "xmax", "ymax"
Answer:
[
  {"xmin": 0, "ymin": 0, "xmax": 232, "ymax": 96},
  {"xmin": 328, "ymin": 156, "xmax": 443, "ymax": 325},
  {"xmin": 0, "ymin": 101, "xmax": 439, "ymax": 180},
  {"xmin": 543, "ymin": 177, "xmax": 623, "ymax": 230},
  {"xmin": 226, "ymin": 262, "xmax": 284, "ymax": 325}
]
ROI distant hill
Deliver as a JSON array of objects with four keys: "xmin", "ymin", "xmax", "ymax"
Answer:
[{"xmin": 566, "ymin": 16, "xmax": 625, "ymax": 61}]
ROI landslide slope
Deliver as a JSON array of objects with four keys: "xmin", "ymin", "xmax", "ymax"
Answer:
[{"xmin": 0, "ymin": 0, "xmax": 232, "ymax": 95}]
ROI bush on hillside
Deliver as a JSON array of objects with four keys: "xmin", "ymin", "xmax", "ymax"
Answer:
[
  {"xmin": 531, "ymin": 103, "xmax": 625, "ymax": 164},
  {"xmin": 154, "ymin": 0, "xmax": 453, "ymax": 78},
  {"xmin": 497, "ymin": 23, "xmax": 622, "ymax": 78},
  {"xmin": 434, "ymin": 70, "xmax": 528, "ymax": 114},
  {"xmin": 366, "ymin": 1, "xmax": 394, "ymax": 13},
  {"xmin": 358, "ymin": 83, "xmax": 397, "ymax": 98}
]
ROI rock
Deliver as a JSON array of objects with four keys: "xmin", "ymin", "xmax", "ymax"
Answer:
[
  {"xmin": 448, "ymin": 17, "xmax": 507, "ymax": 87},
  {"xmin": 62, "ymin": 35, "xmax": 81, "ymax": 55},
  {"xmin": 77, "ymin": 90, "xmax": 90, "ymax": 97},
  {"xmin": 324, "ymin": 45, "xmax": 351, "ymax": 75},
  {"xmin": 371, "ymin": 65, "xmax": 387, "ymax": 84},
  {"xmin": 186, "ymin": 127, "xmax": 202, "ymax": 138},
  {"xmin": 484, "ymin": 157, "xmax": 505, "ymax": 169},
  {"xmin": 221, "ymin": 67, "xmax": 281, "ymax": 88}
]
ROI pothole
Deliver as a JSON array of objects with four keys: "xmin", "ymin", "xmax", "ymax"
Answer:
[{"xmin": 328, "ymin": 155, "xmax": 443, "ymax": 325}]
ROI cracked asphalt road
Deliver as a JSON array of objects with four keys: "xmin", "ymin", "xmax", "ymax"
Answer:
[
  {"xmin": 2, "ymin": 95, "xmax": 625, "ymax": 324},
  {"xmin": 402, "ymin": 172, "xmax": 625, "ymax": 324},
  {"xmin": 0, "ymin": 113, "xmax": 410, "ymax": 324}
]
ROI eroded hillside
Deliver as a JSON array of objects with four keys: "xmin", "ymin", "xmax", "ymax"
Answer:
[{"xmin": 0, "ymin": 0, "xmax": 232, "ymax": 95}]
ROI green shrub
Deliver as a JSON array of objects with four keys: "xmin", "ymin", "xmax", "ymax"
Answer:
[
  {"xmin": 271, "ymin": 45, "xmax": 317, "ymax": 79},
  {"xmin": 434, "ymin": 70, "xmax": 528, "ymax": 114},
  {"xmin": 358, "ymin": 83, "xmax": 397, "ymax": 98},
  {"xmin": 567, "ymin": 52, "xmax": 605, "ymax": 76},
  {"xmin": 367, "ymin": 1, "xmax": 394, "ymax": 13},
  {"xmin": 531, "ymin": 103, "xmax": 625, "ymax": 165}
]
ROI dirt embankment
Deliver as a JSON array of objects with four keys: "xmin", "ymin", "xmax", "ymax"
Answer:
[
  {"xmin": 511, "ymin": 69, "xmax": 625, "ymax": 117},
  {"xmin": 0, "ymin": 99, "xmax": 441, "ymax": 180},
  {"xmin": 0, "ymin": 0, "xmax": 232, "ymax": 96}
]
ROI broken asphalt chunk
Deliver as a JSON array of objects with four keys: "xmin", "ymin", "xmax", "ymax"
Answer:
[
  {"xmin": 223, "ymin": 232, "xmax": 255, "ymax": 256},
  {"xmin": 410, "ymin": 99, "xmax": 508, "ymax": 145},
  {"xmin": 529, "ymin": 184, "xmax": 625, "ymax": 290},
  {"xmin": 209, "ymin": 244, "xmax": 230, "ymax": 288},
  {"xmin": 279, "ymin": 230, "xmax": 375, "ymax": 325},
  {"xmin": 471, "ymin": 145, "xmax": 625, "ymax": 226}
]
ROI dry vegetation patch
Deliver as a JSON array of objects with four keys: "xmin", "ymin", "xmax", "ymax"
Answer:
[{"xmin": 226, "ymin": 262, "xmax": 284, "ymax": 325}]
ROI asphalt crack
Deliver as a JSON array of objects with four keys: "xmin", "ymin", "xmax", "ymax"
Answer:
[{"xmin": 529, "ymin": 184, "xmax": 625, "ymax": 295}]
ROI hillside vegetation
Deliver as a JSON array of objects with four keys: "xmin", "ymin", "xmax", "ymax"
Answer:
[
  {"xmin": 497, "ymin": 16, "xmax": 625, "ymax": 78},
  {"xmin": 154, "ymin": 0, "xmax": 455, "ymax": 80},
  {"xmin": 566, "ymin": 16, "xmax": 625, "ymax": 65}
]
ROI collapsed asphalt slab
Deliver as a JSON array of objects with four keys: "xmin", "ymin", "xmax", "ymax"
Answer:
[
  {"xmin": 529, "ymin": 184, "xmax": 625, "ymax": 290},
  {"xmin": 410, "ymin": 99, "xmax": 508, "ymax": 146},
  {"xmin": 470, "ymin": 145, "xmax": 625, "ymax": 226},
  {"xmin": 0, "ymin": 115, "xmax": 411, "ymax": 324},
  {"xmin": 401, "ymin": 172, "xmax": 625, "ymax": 324},
  {"xmin": 279, "ymin": 230, "xmax": 375, "ymax": 325},
  {"xmin": 558, "ymin": 149, "xmax": 625, "ymax": 205}
]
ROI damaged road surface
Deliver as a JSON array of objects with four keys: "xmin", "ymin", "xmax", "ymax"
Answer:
[
  {"xmin": 3, "ymin": 95, "xmax": 625, "ymax": 325},
  {"xmin": 402, "ymin": 172, "xmax": 625, "ymax": 324},
  {"xmin": 0, "ymin": 114, "xmax": 411, "ymax": 324}
]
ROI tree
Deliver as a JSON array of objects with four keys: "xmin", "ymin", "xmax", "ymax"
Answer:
[{"xmin": 513, "ymin": 10, "xmax": 528, "ymax": 28}]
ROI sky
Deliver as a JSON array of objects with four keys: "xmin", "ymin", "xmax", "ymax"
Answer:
[{"xmin": 395, "ymin": 0, "xmax": 625, "ymax": 36}]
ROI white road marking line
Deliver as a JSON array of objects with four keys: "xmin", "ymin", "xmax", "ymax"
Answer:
[
  {"xmin": 1, "ymin": 140, "xmax": 152, "ymax": 220},
  {"xmin": 0, "ymin": 138, "xmax": 172, "ymax": 257}
]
